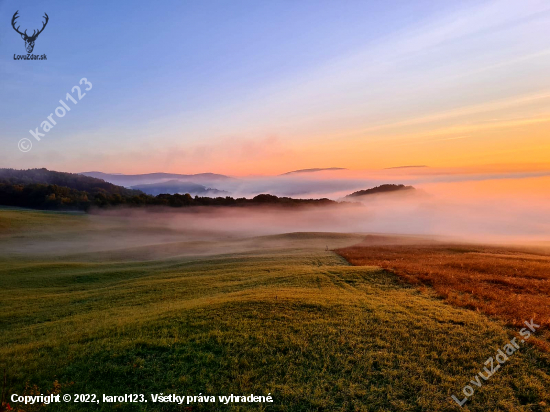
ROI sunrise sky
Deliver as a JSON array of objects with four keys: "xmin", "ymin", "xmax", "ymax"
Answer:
[{"xmin": 1, "ymin": 0, "xmax": 550, "ymax": 176}]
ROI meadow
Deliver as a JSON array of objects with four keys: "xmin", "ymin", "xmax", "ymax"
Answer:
[
  {"xmin": 335, "ymin": 239, "xmax": 550, "ymax": 351},
  {"xmin": 1, "ymin": 208, "xmax": 549, "ymax": 411}
]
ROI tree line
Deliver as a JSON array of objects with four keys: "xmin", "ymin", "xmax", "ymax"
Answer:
[
  {"xmin": 0, "ymin": 168, "xmax": 340, "ymax": 211},
  {"xmin": 0, "ymin": 183, "xmax": 337, "ymax": 211}
]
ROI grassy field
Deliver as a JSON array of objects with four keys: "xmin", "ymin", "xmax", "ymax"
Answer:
[
  {"xmin": 1, "ymin": 208, "xmax": 550, "ymax": 411},
  {"xmin": 335, "ymin": 239, "xmax": 550, "ymax": 351}
]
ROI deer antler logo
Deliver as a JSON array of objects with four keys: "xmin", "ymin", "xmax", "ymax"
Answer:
[{"xmin": 11, "ymin": 11, "xmax": 49, "ymax": 54}]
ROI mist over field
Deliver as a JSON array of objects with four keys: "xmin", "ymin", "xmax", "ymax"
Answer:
[
  {"xmin": 107, "ymin": 171, "xmax": 550, "ymax": 243},
  {"xmin": 5, "ymin": 174, "xmax": 548, "ymax": 260},
  {"xmin": 65, "ymin": 167, "xmax": 550, "ymax": 245},
  {"xmin": 100, "ymin": 177, "xmax": 550, "ymax": 244},
  {"xmin": 180, "ymin": 167, "xmax": 550, "ymax": 199}
]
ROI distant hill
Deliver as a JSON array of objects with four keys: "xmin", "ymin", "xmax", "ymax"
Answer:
[
  {"xmin": 384, "ymin": 165, "xmax": 428, "ymax": 169},
  {"xmin": 345, "ymin": 184, "xmax": 415, "ymax": 198},
  {"xmin": 81, "ymin": 171, "xmax": 232, "ymax": 187},
  {"xmin": 282, "ymin": 167, "xmax": 347, "ymax": 175},
  {"xmin": 0, "ymin": 168, "xmax": 141, "ymax": 196},
  {"xmin": 0, "ymin": 168, "xmax": 144, "ymax": 210},
  {"xmin": 131, "ymin": 180, "xmax": 227, "ymax": 196}
]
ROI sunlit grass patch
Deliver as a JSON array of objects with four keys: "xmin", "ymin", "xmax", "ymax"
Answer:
[{"xmin": 336, "ymin": 243, "xmax": 550, "ymax": 334}]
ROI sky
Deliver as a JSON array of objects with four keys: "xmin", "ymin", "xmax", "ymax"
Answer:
[{"xmin": 1, "ymin": 0, "xmax": 550, "ymax": 176}]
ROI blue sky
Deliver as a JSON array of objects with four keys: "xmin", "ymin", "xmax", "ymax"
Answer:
[{"xmin": 1, "ymin": 0, "xmax": 549, "ymax": 175}]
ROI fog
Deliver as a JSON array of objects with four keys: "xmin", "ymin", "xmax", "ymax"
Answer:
[
  {"xmin": 142, "ymin": 167, "xmax": 550, "ymax": 201},
  {"xmin": 2, "ymin": 172, "xmax": 549, "ymax": 259},
  {"xmin": 99, "ymin": 172, "xmax": 550, "ymax": 244},
  {"xmin": 90, "ymin": 166, "xmax": 550, "ymax": 200}
]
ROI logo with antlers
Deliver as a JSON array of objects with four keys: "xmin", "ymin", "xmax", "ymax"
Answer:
[{"xmin": 11, "ymin": 11, "xmax": 49, "ymax": 54}]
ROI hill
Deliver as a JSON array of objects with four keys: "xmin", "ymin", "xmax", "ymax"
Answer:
[
  {"xmin": 131, "ymin": 180, "xmax": 227, "ymax": 196},
  {"xmin": 81, "ymin": 171, "xmax": 232, "ymax": 187},
  {"xmin": 0, "ymin": 168, "xmax": 143, "ymax": 211},
  {"xmin": 282, "ymin": 167, "xmax": 347, "ymax": 175},
  {"xmin": 384, "ymin": 165, "xmax": 428, "ymax": 169},
  {"xmin": 345, "ymin": 184, "xmax": 415, "ymax": 198},
  {"xmin": 0, "ymin": 168, "xmax": 140, "ymax": 196}
]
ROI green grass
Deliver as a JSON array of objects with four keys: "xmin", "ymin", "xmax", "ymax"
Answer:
[
  {"xmin": 1, "ymin": 209, "xmax": 549, "ymax": 411},
  {"xmin": 0, "ymin": 207, "xmax": 86, "ymax": 232}
]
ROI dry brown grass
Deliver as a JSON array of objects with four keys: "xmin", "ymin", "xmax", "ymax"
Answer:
[{"xmin": 336, "ymin": 237, "xmax": 550, "ymax": 349}]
